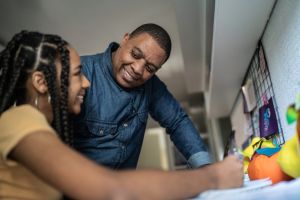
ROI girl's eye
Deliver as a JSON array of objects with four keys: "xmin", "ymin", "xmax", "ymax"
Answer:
[
  {"xmin": 74, "ymin": 71, "xmax": 81, "ymax": 76},
  {"xmin": 74, "ymin": 69, "xmax": 82, "ymax": 77}
]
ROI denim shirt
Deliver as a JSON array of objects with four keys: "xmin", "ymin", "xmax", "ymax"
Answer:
[{"xmin": 73, "ymin": 42, "xmax": 212, "ymax": 169}]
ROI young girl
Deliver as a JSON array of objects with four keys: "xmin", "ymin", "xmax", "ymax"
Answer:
[{"xmin": 0, "ymin": 31, "xmax": 243, "ymax": 199}]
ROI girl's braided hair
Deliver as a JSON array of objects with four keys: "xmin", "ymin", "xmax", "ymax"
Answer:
[{"xmin": 0, "ymin": 31, "xmax": 73, "ymax": 145}]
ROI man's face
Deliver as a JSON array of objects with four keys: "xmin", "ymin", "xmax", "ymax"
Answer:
[{"xmin": 112, "ymin": 33, "xmax": 167, "ymax": 88}]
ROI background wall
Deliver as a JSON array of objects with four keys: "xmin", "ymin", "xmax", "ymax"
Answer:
[
  {"xmin": 137, "ymin": 128, "xmax": 174, "ymax": 170},
  {"xmin": 230, "ymin": 93, "xmax": 252, "ymax": 148},
  {"xmin": 262, "ymin": 0, "xmax": 300, "ymax": 140},
  {"xmin": 230, "ymin": 0, "xmax": 300, "ymax": 146}
]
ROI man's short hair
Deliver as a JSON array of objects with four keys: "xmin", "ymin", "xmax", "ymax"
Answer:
[{"xmin": 130, "ymin": 23, "xmax": 172, "ymax": 62}]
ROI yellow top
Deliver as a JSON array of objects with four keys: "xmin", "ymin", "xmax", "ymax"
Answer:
[{"xmin": 0, "ymin": 105, "xmax": 61, "ymax": 199}]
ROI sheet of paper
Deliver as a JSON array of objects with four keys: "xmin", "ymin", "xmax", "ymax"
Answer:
[
  {"xmin": 242, "ymin": 79, "xmax": 257, "ymax": 113},
  {"xmin": 191, "ymin": 176, "xmax": 300, "ymax": 200},
  {"xmin": 191, "ymin": 177, "xmax": 272, "ymax": 200}
]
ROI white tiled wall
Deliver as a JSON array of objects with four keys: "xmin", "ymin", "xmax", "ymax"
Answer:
[{"xmin": 263, "ymin": 0, "xmax": 300, "ymax": 139}]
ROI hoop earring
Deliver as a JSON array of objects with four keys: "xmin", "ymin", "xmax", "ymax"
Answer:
[{"xmin": 35, "ymin": 95, "xmax": 39, "ymax": 109}]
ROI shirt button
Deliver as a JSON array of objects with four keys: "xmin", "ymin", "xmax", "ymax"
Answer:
[
  {"xmin": 99, "ymin": 130, "xmax": 104, "ymax": 135},
  {"xmin": 123, "ymin": 123, "xmax": 128, "ymax": 127},
  {"xmin": 121, "ymin": 145, "xmax": 125, "ymax": 150}
]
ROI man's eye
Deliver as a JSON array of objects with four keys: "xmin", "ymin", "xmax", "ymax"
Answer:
[
  {"xmin": 146, "ymin": 65, "xmax": 156, "ymax": 73},
  {"xmin": 131, "ymin": 50, "xmax": 139, "ymax": 59}
]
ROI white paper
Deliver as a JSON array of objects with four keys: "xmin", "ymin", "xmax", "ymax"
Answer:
[{"xmin": 242, "ymin": 79, "xmax": 257, "ymax": 113}]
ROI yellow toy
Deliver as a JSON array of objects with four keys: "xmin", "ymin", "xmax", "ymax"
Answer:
[
  {"xmin": 277, "ymin": 98, "xmax": 300, "ymax": 178},
  {"xmin": 242, "ymin": 137, "xmax": 276, "ymax": 173}
]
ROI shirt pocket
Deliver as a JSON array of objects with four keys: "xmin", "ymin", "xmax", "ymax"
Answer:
[
  {"xmin": 136, "ymin": 111, "xmax": 148, "ymax": 124},
  {"xmin": 86, "ymin": 120, "xmax": 118, "ymax": 138}
]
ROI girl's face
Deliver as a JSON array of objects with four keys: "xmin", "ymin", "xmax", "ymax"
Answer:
[
  {"xmin": 56, "ymin": 46, "xmax": 90, "ymax": 114},
  {"xmin": 67, "ymin": 47, "xmax": 90, "ymax": 114}
]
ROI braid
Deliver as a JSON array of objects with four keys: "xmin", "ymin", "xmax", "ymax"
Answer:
[
  {"xmin": 0, "ymin": 58, "xmax": 24, "ymax": 112},
  {"xmin": 40, "ymin": 62, "xmax": 62, "ymax": 135},
  {"xmin": 0, "ymin": 31, "xmax": 28, "ymax": 112},
  {"xmin": 0, "ymin": 31, "xmax": 73, "ymax": 146},
  {"xmin": 46, "ymin": 35, "xmax": 73, "ymax": 145},
  {"xmin": 60, "ymin": 45, "xmax": 72, "ymax": 145},
  {"xmin": 57, "ymin": 39, "xmax": 72, "ymax": 145}
]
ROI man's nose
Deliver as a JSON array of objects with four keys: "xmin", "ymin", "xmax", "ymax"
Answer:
[{"xmin": 132, "ymin": 59, "xmax": 146, "ymax": 76}]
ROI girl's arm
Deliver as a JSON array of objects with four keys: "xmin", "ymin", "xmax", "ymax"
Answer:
[{"xmin": 11, "ymin": 131, "xmax": 243, "ymax": 200}]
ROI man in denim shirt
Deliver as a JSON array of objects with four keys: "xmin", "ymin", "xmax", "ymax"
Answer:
[{"xmin": 73, "ymin": 23, "xmax": 212, "ymax": 169}]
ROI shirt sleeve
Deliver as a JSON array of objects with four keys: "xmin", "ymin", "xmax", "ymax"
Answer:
[
  {"xmin": 0, "ymin": 105, "xmax": 55, "ymax": 165},
  {"xmin": 149, "ymin": 76, "xmax": 212, "ymax": 168}
]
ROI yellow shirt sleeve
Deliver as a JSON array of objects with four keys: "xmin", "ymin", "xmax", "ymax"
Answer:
[{"xmin": 0, "ymin": 105, "xmax": 55, "ymax": 164}]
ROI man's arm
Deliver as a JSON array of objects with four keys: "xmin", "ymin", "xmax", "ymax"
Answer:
[{"xmin": 149, "ymin": 75, "xmax": 211, "ymax": 168}]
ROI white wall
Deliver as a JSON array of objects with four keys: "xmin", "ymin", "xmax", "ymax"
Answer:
[
  {"xmin": 207, "ymin": 118, "xmax": 225, "ymax": 161},
  {"xmin": 230, "ymin": 93, "xmax": 252, "ymax": 148},
  {"xmin": 230, "ymin": 0, "xmax": 300, "ymax": 146},
  {"xmin": 262, "ymin": 0, "xmax": 300, "ymax": 140},
  {"xmin": 137, "ymin": 128, "xmax": 173, "ymax": 170}
]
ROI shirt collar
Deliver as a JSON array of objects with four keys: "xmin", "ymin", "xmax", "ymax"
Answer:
[{"xmin": 104, "ymin": 42, "xmax": 119, "ymax": 80}]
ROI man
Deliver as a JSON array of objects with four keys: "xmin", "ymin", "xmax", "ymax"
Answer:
[{"xmin": 73, "ymin": 23, "xmax": 212, "ymax": 169}]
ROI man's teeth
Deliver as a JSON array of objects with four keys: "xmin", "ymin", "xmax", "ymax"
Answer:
[
  {"xmin": 124, "ymin": 69, "xmax": 134, "ymax": 80},
  {"xmin": 124, "ymin": 68, "xmax": 137, "ymax": 81}
]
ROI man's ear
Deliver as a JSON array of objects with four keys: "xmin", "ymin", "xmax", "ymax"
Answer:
[
  {"xmin": 120, "ymin": 33, "xmax": 130, "ymax": 46},
  {"xmin": 31, "ymin": 71, "xmax": 48, "ymax": 94}
]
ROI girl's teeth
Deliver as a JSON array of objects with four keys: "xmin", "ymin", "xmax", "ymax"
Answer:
[{"xmin": 77, "ymin": 96, "xmax": 83, "ymax": 103}]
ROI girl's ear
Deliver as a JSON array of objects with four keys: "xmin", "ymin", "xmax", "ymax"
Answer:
[{"xmin": 31, "ymin": 71, "xmax": 48, "ymax": 94}]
